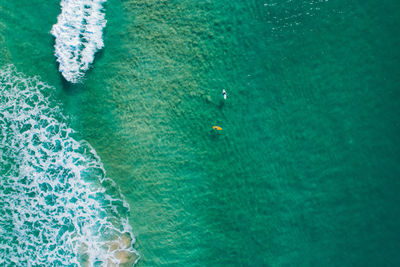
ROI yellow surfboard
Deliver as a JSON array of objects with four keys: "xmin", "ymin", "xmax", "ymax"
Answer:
[{"xmin": 213, "ymin": 126, "xmax": 222, "ymax": 131}]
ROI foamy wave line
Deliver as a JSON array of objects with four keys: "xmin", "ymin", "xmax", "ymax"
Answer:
[
  {"xmin": 51, "ymin": 0, "xmax": 107, "ymax": 83},
  {"xmin": 0, "ymin": 65, "xmax": 139, "ymax": 266}
]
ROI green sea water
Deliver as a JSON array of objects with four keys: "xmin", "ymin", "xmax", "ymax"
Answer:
[{"xmin": 1, "ymin": 0, "xmax": 400, "ymax": 266}]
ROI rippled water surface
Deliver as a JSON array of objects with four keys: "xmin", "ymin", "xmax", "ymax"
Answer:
[{"xmin": 1, "ymin": 0, "xmax": 400, "ymax": 266}]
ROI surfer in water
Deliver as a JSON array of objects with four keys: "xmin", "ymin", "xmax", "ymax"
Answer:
[{"xmin": 222, "ymin": 89, "xmax": 227, "ymax": 100}]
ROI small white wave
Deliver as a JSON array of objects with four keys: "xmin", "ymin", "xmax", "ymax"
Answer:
[
  {"xmin": 0, "ymin": 65, "xmax": 139, "ymax": 266},
  {"xmin": 51, "ymin": 0, "xmax": 107, "ymax": 83}
]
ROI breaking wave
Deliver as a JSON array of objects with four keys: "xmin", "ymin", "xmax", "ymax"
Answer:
[
  {"xmin": 0, "ymin": 65, "xmax": 138, "ymax": 266},
  {"xmin": 51, "ymin": 0, "xmax": 107, "ymax": 83}
]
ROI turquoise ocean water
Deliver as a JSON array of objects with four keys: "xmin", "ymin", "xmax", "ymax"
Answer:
[{"xmin": 1, "ymin": 0, "xmax": 400, "ymax": 266}]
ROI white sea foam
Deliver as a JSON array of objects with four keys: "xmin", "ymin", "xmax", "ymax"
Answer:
[
  {"xmin": 0, "ymin": 65, "xmax": 139, "ymax": 266},
  {"xmin": 51, "ymin": 0, "xmax": 107, "ymax": 83}
]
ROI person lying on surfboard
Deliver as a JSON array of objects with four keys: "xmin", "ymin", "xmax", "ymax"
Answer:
[{"xmin": 222, "ymin": 89, "xmax": 227, "ymax": 100}]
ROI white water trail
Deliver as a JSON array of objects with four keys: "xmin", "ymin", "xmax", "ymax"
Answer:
[{"xmin": 51, "ymin": 0, "xmax": 107, "ymax": 83}]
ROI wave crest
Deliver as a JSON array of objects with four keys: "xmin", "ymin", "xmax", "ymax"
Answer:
[{"xmin": 51, "ymin": 0, "xmax": 107, "ymax": 83}]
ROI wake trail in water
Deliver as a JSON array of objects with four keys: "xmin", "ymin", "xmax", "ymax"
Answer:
[
  {"xmin": 51, "ymin": 0, "xmax": 107, "ymax": 83},
  {"xmin": 0, "ymin": 65, "xmax": 138, "ymax": 266}
]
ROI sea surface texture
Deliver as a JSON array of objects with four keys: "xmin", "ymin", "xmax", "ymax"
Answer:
[{"xmin": 0, "ymin": 0, "xmax": 400, "ymax": 266}]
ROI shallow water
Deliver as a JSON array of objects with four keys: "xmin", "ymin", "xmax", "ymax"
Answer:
[
  {"xmin": 0, "ymin": 65, "xmax": 138, "ymax": 265},
  {"xmin": 1, "ymin": 0, "xmax": 400, "ymax": 266}
]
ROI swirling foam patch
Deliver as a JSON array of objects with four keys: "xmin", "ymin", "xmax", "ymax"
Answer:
[
  {"xmin": 51, "ymin": 0, "xmax": 107, "ymax": 83},
  {"xmin": 0, "ymin": 65, "xmax": 138, "ymax": 266}
]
